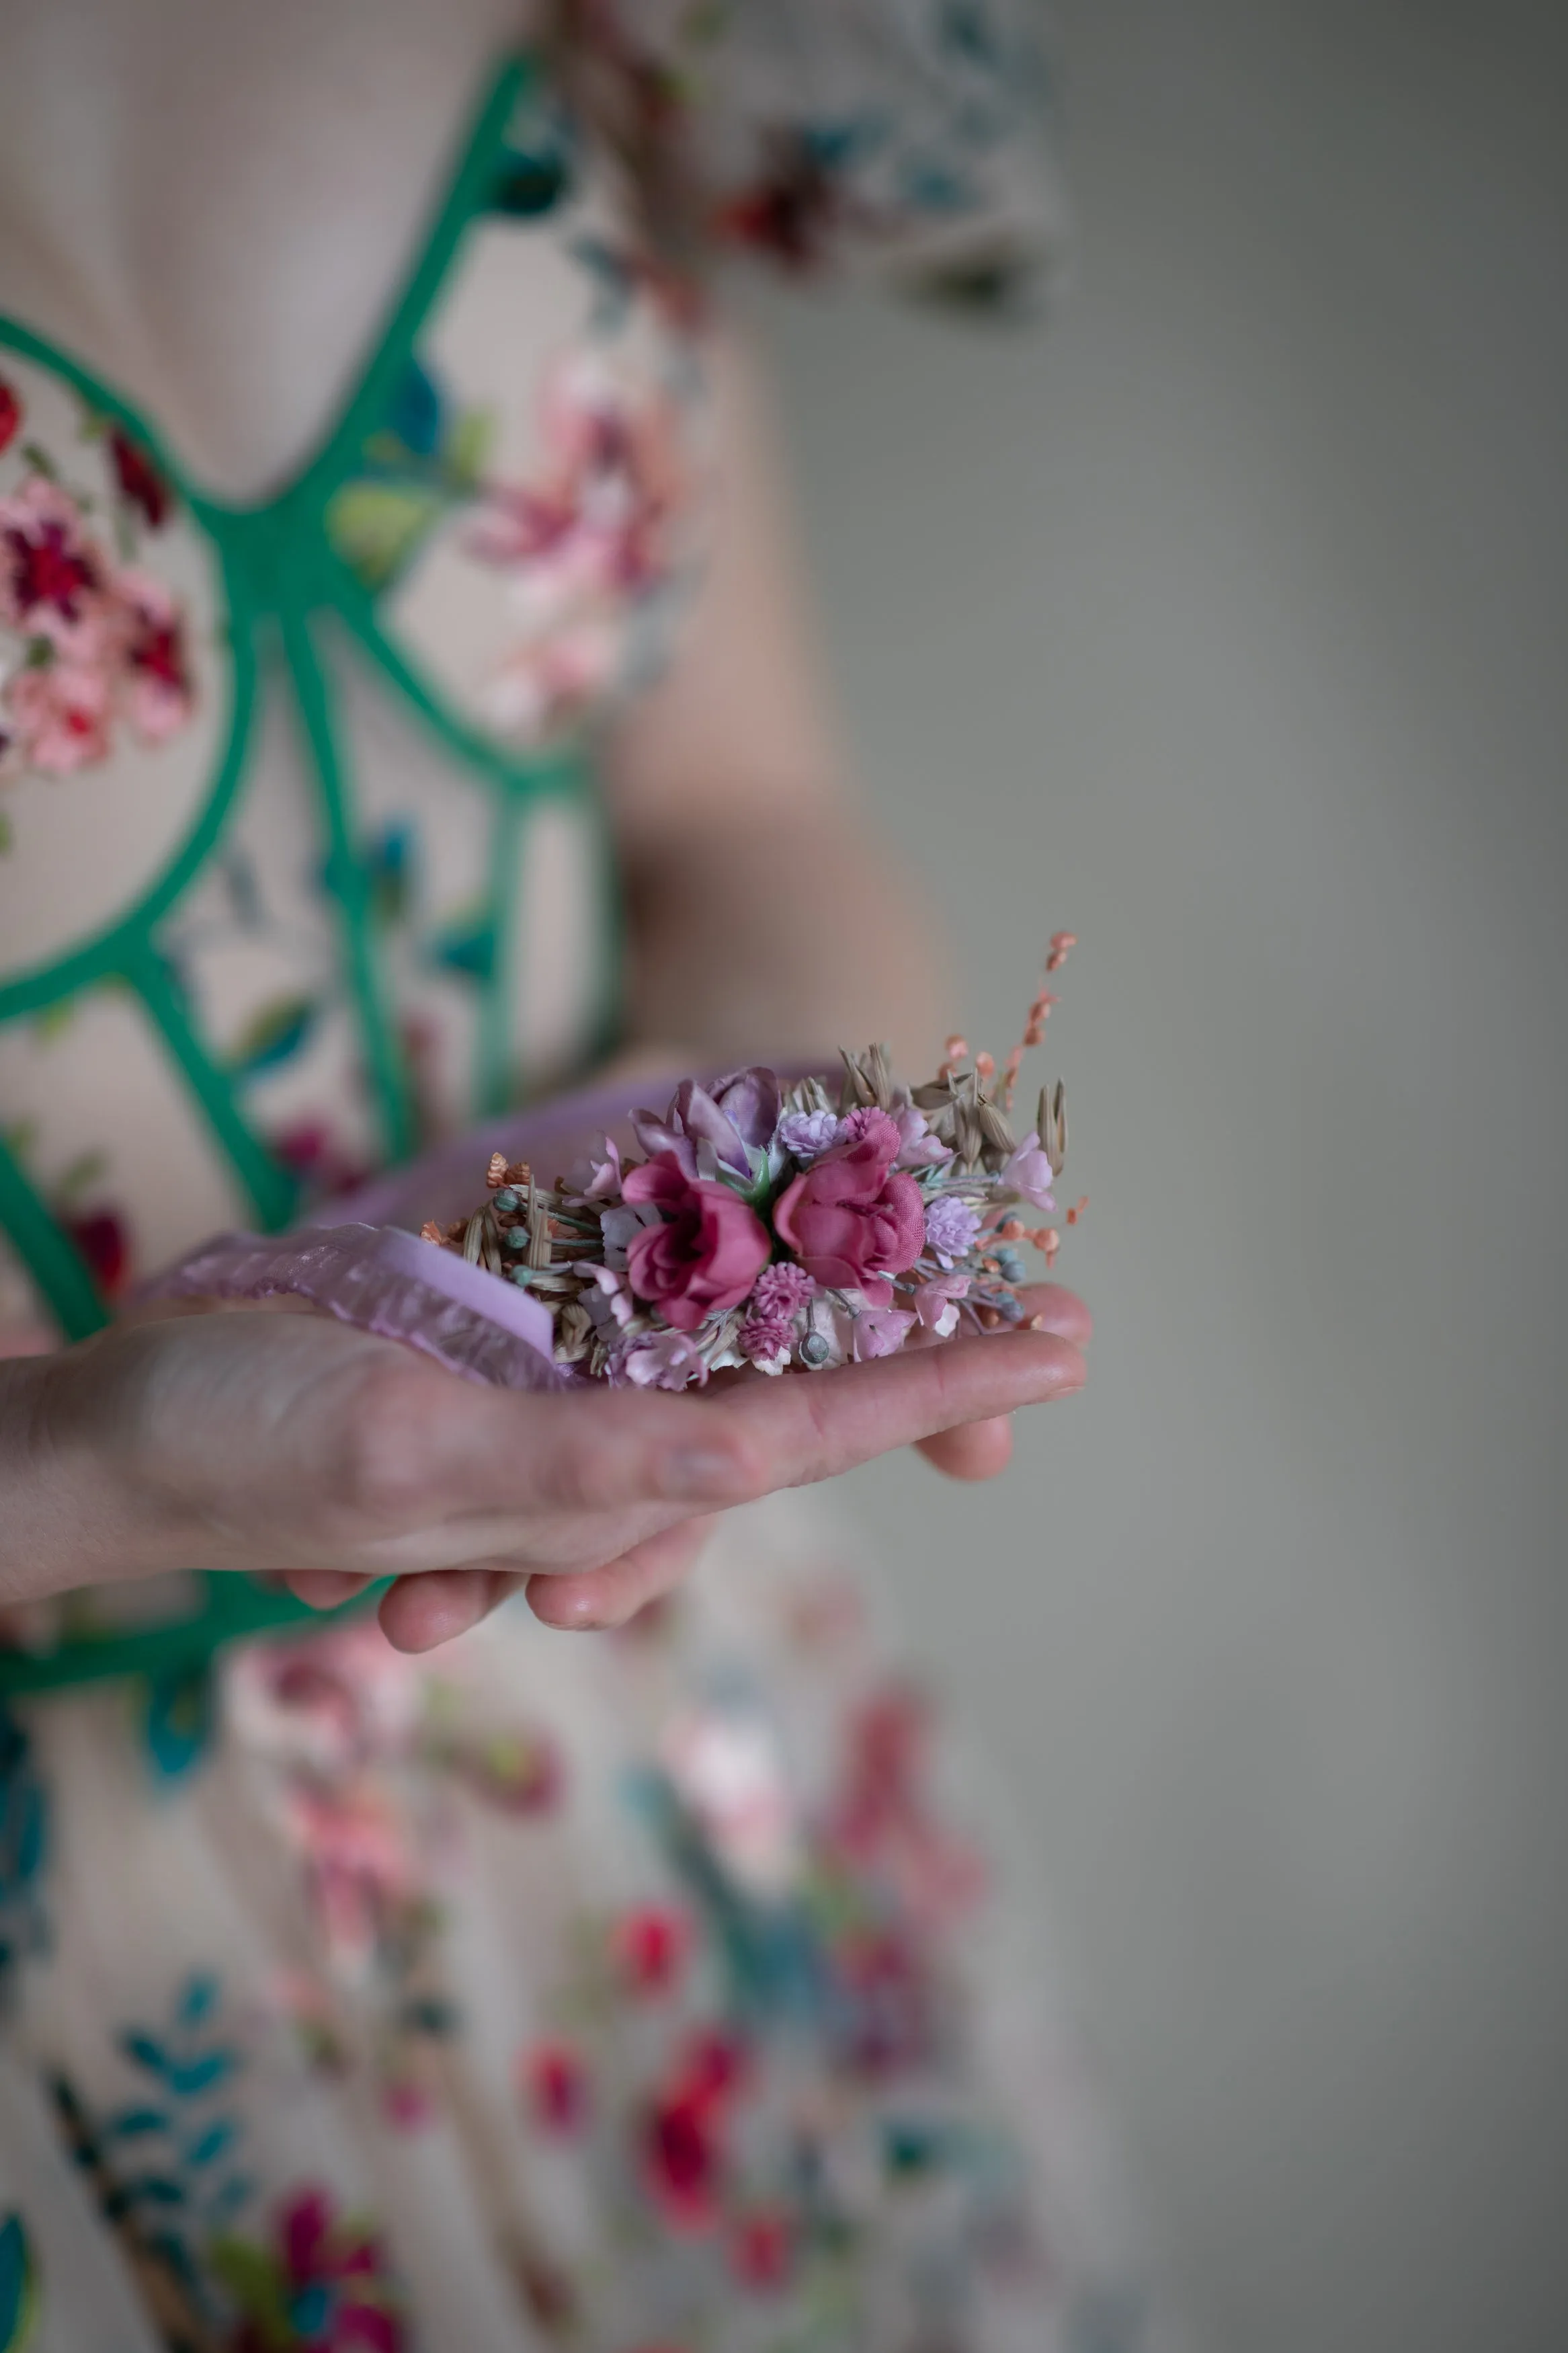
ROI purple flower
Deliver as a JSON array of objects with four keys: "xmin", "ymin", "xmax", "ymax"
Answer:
[
  {"xmin": 923, "ymin": 1195, "xmax": 983, "ymax": 1270},
  {"xmin": 776, "ymin": 1108, "xmax": 843, "ymax": 1162},
  {"xmin": 710, "ymin": 1066, "xmax": 782, "ymax": 1151},
  {"xmin": 630, "ymin": 1069, "xmax": 780, "ymax": 1183},
  {"xmin": 1001, "ymin": 1131, "xmax": 1056, "ymax": 1213}
]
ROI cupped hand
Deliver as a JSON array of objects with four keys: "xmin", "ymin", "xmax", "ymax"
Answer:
[
  {"xmin": 2, "ymin": 1283, "xmax": 1087, "ymax": 1650},
  {"xmin": 321, "ymin": 1278, "xmax": 1094, "ymax": 1648}
]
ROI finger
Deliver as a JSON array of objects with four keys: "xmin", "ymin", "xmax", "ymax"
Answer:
[
  {"xmin": 915, "ymin": 1414, "xmax": 1014, "ymax": 1481},
  {"xmin": 378, "ymin": 1566, "xmax": 520, "ymax": 1653},
  {"xmin": 1019, "ymin": 1282, "xmax": 1094, "ymax": 1347},
  {"xmin": 284, "ymin": 1568, "xmax": 376, "ymax": 1610},
  {"xmin": 347, "ymin": 1364, "xmax": 766, "ymax": 1531},
  {"xmin": 704, "ymin": 1324, "xmax": 1086, "ymax": 1492},
  {"xmin": 525, "ymin": 1519, "xmax": 712, "ymax": 1634}
]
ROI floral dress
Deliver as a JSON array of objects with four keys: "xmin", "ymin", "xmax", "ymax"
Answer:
[{"xmin": 0, "ymin": 11, "xmax": 1161, "ymax": 2350}]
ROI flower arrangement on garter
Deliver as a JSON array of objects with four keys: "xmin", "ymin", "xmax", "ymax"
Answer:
[{"xmin": 419, "ymin": 941, "xmax": 1081, "ymax": 1390}]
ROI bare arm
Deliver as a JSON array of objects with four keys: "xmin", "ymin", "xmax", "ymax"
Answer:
[{"xmin": 605, "ymin": 329, "xmax": 944, "ymax": 1076}]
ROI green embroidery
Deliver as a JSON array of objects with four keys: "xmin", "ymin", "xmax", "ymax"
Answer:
[{"xmin": 0, "ymin": 2213, "xmax": 40, "ymax": 2353}]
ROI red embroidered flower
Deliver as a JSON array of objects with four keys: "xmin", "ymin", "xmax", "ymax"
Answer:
[
  {"xmin": 109, "ymin": 427, "xmax": 172, "ymax": 528},
  {"xmin": 224, "ymin": 2186, "xmax": 405, "ymax": 2353},
  {"xmin": 621, "ymin": 1151, "xmax": 772, "ymax": 1332},
  {"xmin": 612, "ymin": 1902, "xmax": 690, "ymax": 1997},
  {"xmin": 116, "ymin": 568, "xmax": 194, "ymax": 743},
  {"xmin": 0, "ymin": 378, "xmax": 20, "ymax": 455},
  {"xmin": 518, "ymin": 2038, "xmax": 590, "ymax": 2135},
  {"xmin": 63, "ymin": 1207, "xmax": 131, "ymax": 1299},
  {"xmin": 731, "ymin": 2206, "xmax": 794, "ymax": 2292},
  {"xmin": 0, "ymin": 478, "xmax": 107, "ymax": 649},
  {"xmin": 641, "ymin": 2082, "xmax": 723, "ymax": 2231}
]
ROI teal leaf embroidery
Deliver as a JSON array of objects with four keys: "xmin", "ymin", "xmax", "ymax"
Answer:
[
  {"xmin": 226, "ymin": 994, "xmax": 319, "ymax": 1079},
  {"xmin": 0, "ymin": 2212, "xmax": 40, "ymax": 2353},
  {"xmin": 144, "ymin": 1661, "xmax": 216, "ymax": 1781}
]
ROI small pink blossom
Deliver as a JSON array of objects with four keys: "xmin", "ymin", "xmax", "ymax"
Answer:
[
  {"xmin": 913, "ymin": 1271, "xmax": 970, "ymax": 1338},
  {"xmin": 850, "ymin": 1306, "xmax": 916, "ymax": 1361},
  {"xmin": 1002, "ymin": 1131, "xmax": 1057, "ymax": 1212},
  {"xmin": 1, "ymin": 658, "xmax": 112, "ymax": 773},
  {"xmin": 737, "ymin": 1312, "xmax": 794, "ymax": 1372},
  {"xmin": 614, "ymin": 1324, "xmax": 710, "ymax": 1390}
]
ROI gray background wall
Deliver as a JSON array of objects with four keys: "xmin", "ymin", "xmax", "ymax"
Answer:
[{"xmin": 747, "ymin": 3, "xmax": 1568, "ymax": 2348}]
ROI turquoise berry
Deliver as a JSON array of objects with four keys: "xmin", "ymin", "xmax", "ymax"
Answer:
[
  {"xmin": 493, "ymin": 1187, "xmax": 520, "ymax": 1213},
  {"xmin": 509, "ymin": 1266, "xmax": 533, "ymax": 1287},
  {"xmin": 505, "ymin": 1226, "xmax": 530, "ymax": 1252}
]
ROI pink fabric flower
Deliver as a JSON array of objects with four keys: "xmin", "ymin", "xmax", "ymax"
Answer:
[
  {"xmin": 771, "ymin": 1109, "xmax": 925, "ymax": 1306},
  {"xmin": 621, "ymin": 1150, "xmax": 771, "ymax": 1331},
  {"xmin": 0, "ymin": 378, "xmax": 20, "ymax": 456}
]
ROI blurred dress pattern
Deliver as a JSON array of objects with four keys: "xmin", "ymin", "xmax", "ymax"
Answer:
[{"xmin": 0, "ymin": 12, "xmax": 1161, "ymax": 2349}]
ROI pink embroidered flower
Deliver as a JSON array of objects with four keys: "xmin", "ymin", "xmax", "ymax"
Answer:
[
  {"xmin": 0, "ymin": 378, "xmax": 20, "ymax": 455},
  {"xmin": 474, "ymin": 355, "xmax": 684, "ymax": 601},
  {"xmin": 0, "ymin": 477, "xmax": 109, "ymax": 651},
  {"xmin": 772, "ymin": 1109, "xmax": 925, "ymax": 1306},
  {"xmin": 224, "ymin": 2186, "xmax": 406, "ymax": 2353},
  {"xmin": 282, "ymin": 1782, "xmax": 419, "ymax": 1978},
  {"xmin": 116, "ymin": 567, "xmax": 194, "ymax": 742},
  {"xmin": 621, "ymin": 1150, "xmax": 771, "ymax": 1332},
  {"xmin": 1, "ymin": 658, "xmax": 112, "ymax": 774}
]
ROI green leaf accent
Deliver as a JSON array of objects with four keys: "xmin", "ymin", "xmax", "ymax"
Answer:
[
  {"xmin": 207, "ymin": 2234, "xmax": 292, "ymax": 2346},
  {"xmin": 324, "ymin": 481, "xmax": 444, "ymax": 593},
  {"xmin": 225, "ymin": 994, "xmax": 319, "ymax": 1079},
  {"xmin": 0, "ymin": 814, "xmax": 13, "ymax": 859},
  {"xmin": 0, "ymin": 2212, "xmax": 40, "ymax": 2353},
  {"xmin": 448, "ymin": 406, "xmax": 495, "ymax": 491},
  {"xmin": 51, "ymin": 1150, "xmax": 107, "ymax": 1203}
]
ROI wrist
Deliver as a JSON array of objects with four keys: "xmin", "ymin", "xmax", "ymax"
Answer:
[{"xmin": 0, "ymin": 1347, "xmax": 166, "ymax": 1601}]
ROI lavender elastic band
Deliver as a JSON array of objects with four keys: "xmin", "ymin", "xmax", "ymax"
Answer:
[{"xmin": 145, "ymin": 1223, "xmax": 577, "ymax": 1393}]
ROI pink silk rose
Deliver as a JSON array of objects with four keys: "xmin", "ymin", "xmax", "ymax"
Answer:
[
  {"xmin": 772, "ymin": 1109, "xmax": 926, "ymax": 1306},
  {"xmin": 621, "ymin": 1151, "xmax": 772, "ymax": 1332}
]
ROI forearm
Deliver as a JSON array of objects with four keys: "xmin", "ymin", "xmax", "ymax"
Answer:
[{"xmin": 618, "ymin": 805, "xmax": 944, "ymax": 1076}]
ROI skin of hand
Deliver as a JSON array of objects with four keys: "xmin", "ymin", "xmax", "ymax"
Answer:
[{"xmin": 0, "ymin": 1283, "xmax": 1089, "ymax": 1649}]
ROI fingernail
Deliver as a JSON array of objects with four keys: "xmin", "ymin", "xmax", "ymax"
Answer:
[{"xmin": 660, "ymin": 1447, "xmax": 743, "ymax": 1501}]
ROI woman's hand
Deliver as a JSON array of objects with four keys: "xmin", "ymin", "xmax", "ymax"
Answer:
[{"xmin": 0, "ymin": 1284, "xmax": 1089, "ymax": 1650}]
